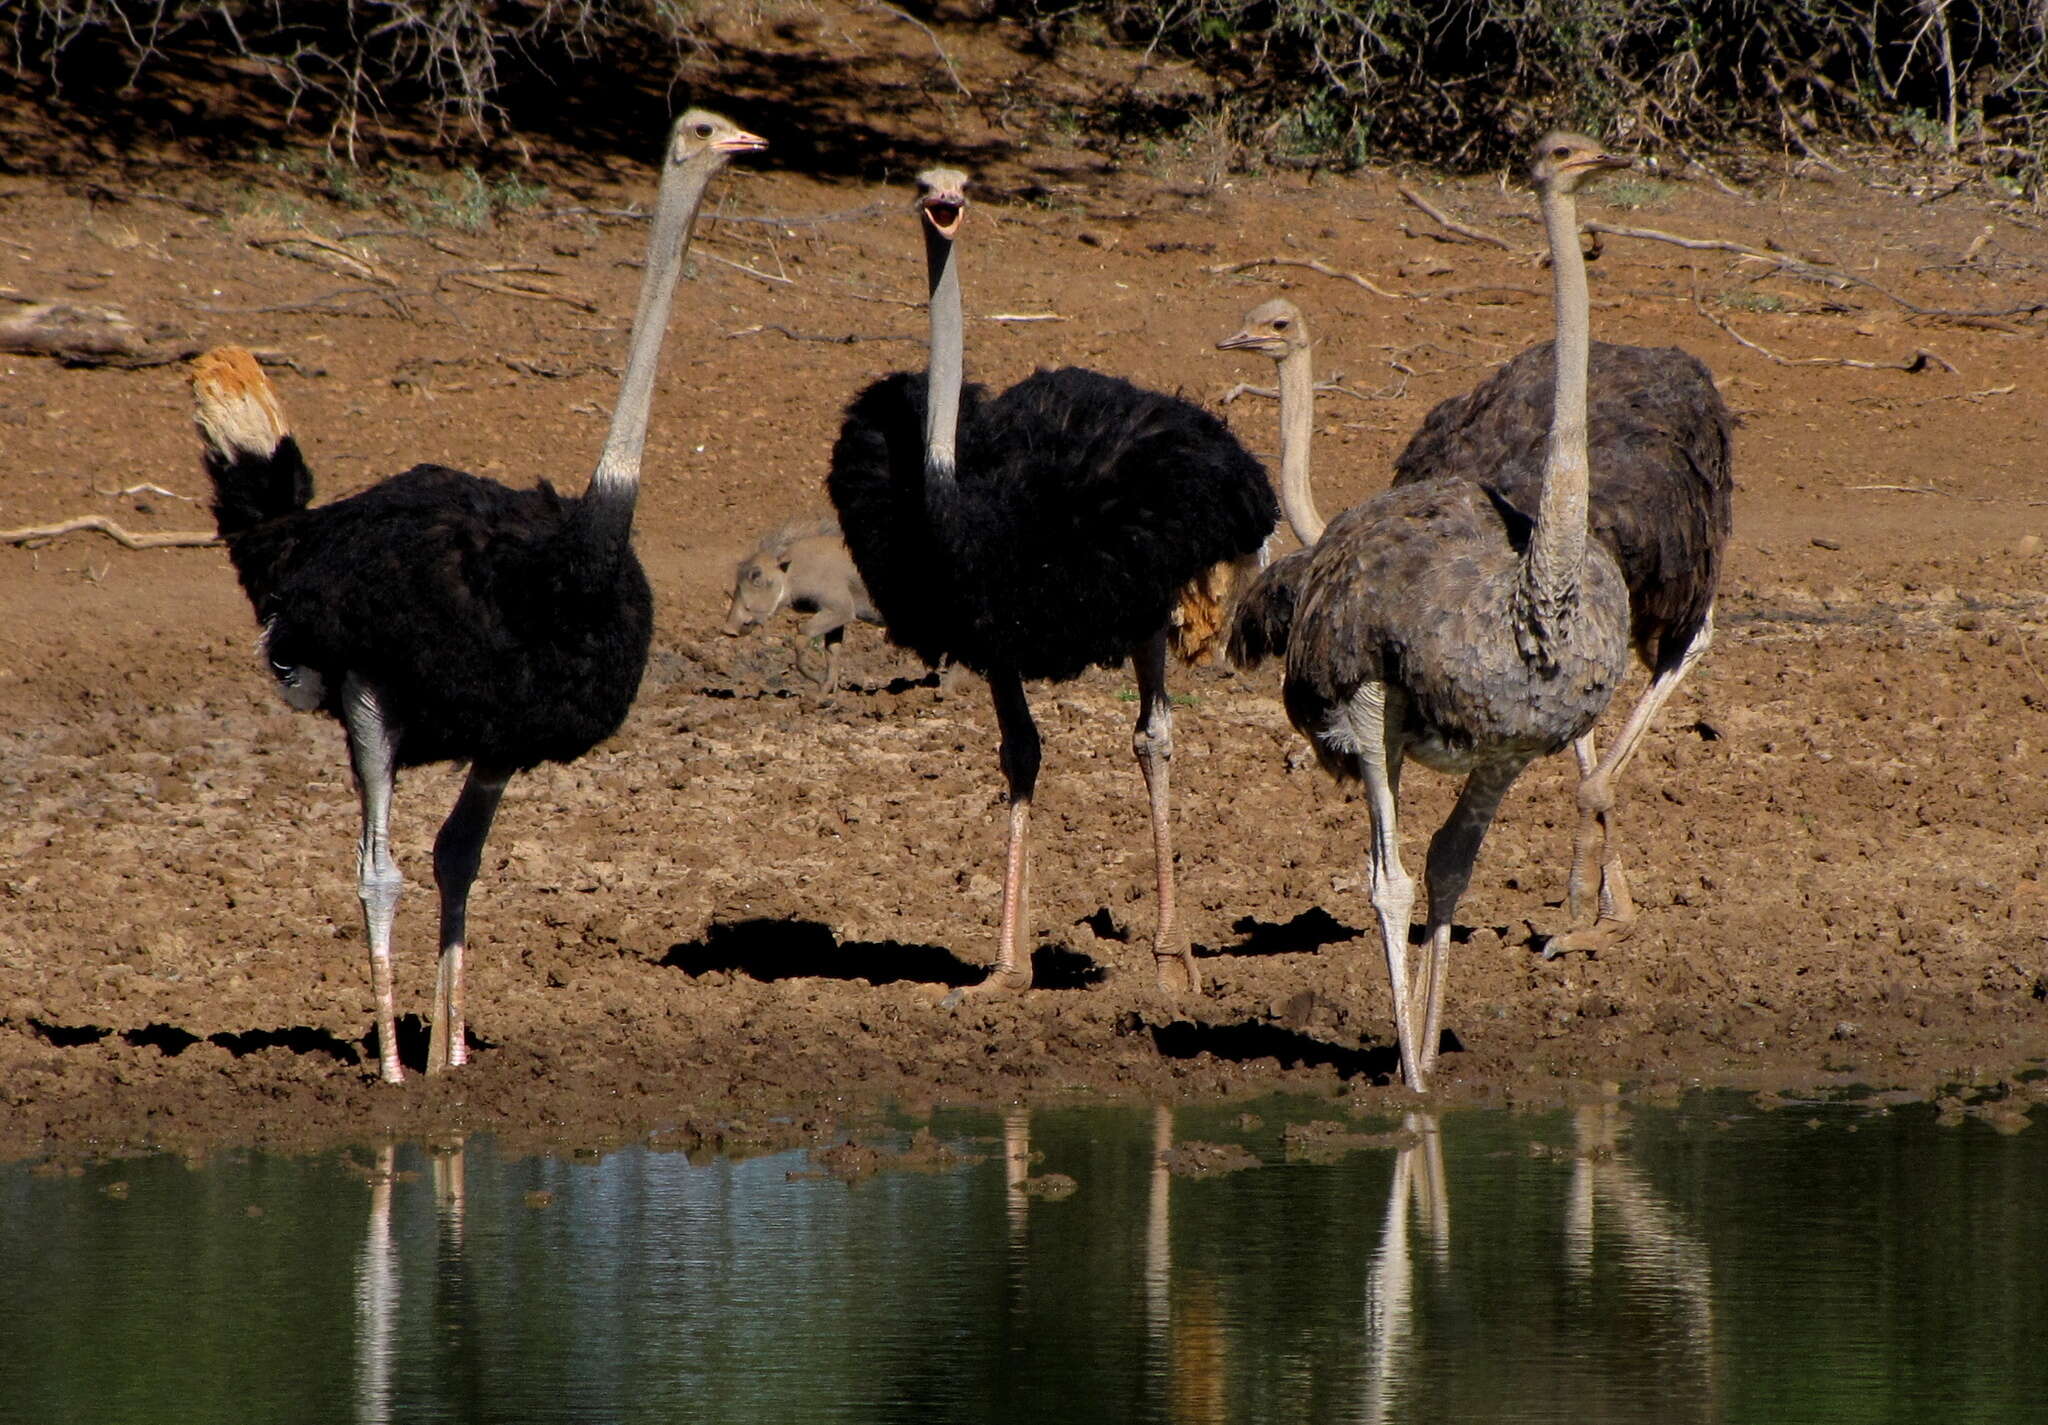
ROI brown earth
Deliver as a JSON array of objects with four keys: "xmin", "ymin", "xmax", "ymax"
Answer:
[{"xmin": 4, "ymin": 7, "xmax": 2048, "ymax": 1162}]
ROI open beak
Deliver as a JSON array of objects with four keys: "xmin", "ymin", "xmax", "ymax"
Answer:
[{"xmin": 921, "ymin": 193, "xmax": 966, "ymax": 239}]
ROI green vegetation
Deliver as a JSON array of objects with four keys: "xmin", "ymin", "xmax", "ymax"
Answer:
[{"xmin": 6, "ymin": 1, "xmax": 2045, "ymax": 192}]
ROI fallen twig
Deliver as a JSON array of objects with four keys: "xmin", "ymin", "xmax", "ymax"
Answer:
[
  {"xmin": 1595, "ymin": 220, "xmax": 2048, "ymax": 322},
  {"xmin": 1220, "ymin": 378, "xmax": 1396, "ymax": 404},
  {"xmin": 1203, "ymin": 256, "xmax": 1413, "ymax": 301},
  {"xmin": 1844, "ymin": 483, "xmax": 1948, "ymax": 494},
  {"xmin": 1396, "ymin": 186, "xmax": 1522, "ymax": 253},
  {"xmin": 1692, "ymin": 288, "xmax": 1956, "ymax": 372},
  {"xmin": 986, "ymin": 313, "xmax": 1067, "ymax": 323},
  {"xmin": 96, "ymin": 483, "xmax": 196, "ymax": 502},
  {"xmin": 443, "ymin": 268, "xmax": 595, "ymax": 312},
  {"xmin": 2, "ymin": 516, "xmax": 218, "ymax": 550},
  {"xmin": 727, "ymin": 323, "xmax": 921, "ymax": 345},
  {"xmin": 699, "ymin": 250, "xmax": 794, "ymax": 286}
]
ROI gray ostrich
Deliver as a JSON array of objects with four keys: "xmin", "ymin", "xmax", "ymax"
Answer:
[
  {"xmin": 190, "ymin": 111, "xmax": 765, "ymax": 1083},
  {"xmin": 1224, "ymin": 133, "xmax": 1634, "ymax": 1091},
  {"xmin": 1391, "ymin": 190, "xmax": 1734, "ymax": 955}
]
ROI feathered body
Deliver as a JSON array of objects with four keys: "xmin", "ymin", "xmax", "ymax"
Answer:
[
  {"xmin": 830, "ymin": 365, "xmax": 1274, "ymax": 681},
  {"xmin": 1393, "ymin": 339, "xmax": 1733, "ymax": 680},
  {"xmin": 203, "ymin": 421, "xmax": 652, "ymax": 771},
  {"xmin": 1275, "ymin": 479, "xmax": 1628, "ymax": 777},
  {"xmin": 826, "ymin": 167, "xmax": 1275, "ymax": 995},
  {"xmin": 188, "ymin": 109, "xmax": 763, "ymax": 1083}
]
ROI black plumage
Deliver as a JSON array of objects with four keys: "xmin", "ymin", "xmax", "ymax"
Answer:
[
  {"xmin": 827, "ymin": 168, "xmax": 1276, "ymax": 995},
  {"xmin": 832, "ymin": 367, "xmax": 1276, "ymax": 682},
  {"xmin": 189, "ymin": 110, "xmax": 763, "ymax": 1083}
]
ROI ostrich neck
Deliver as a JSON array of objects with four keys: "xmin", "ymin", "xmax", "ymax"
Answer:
[
  {"xmin": 1517, "ymin": 178, "xmax": 1594, "ymax": 657},
  {"xmin": 1274, "ymin": 342, "xmax": 1325, "ymax": 545},
  {"xmin": 586, "ymin": 154, "xmax": 721, "ymax": 530},
  {"xmin": 923, "ymin": 223, "xmax": 964, "ymax": 480}
]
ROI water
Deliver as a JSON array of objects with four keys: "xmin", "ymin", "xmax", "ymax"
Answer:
[{"xmin": 3, "ymin": 1091, "xmax": 2044, "ymax": 1424}]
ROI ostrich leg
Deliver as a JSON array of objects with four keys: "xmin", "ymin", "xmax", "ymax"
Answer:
[
  {"xmin": 342, "ymin": 677, "xmax": 405, "ymax": 1085},
  {"xmin": 1346, "ymin": 681, "xmax": 1424, "ymax": 1090},
  {"xmin": 1131, "ymin": 627, "xmax": 1196, "ymax": 993},
  {"xmin": 985, "ymin": 669, "xmax": 1041, "ymax": 992},
  {"xmin": 1552, "ymin": 606, "xmax": 1716, "ymax": 957},
  {"xmin": 1414, "ymin": 759, "xmax": 1525, "ymax": 1078},
  {"xmin": 428, "ymin": 765, "xmax": 511, "ymax": 1072}
]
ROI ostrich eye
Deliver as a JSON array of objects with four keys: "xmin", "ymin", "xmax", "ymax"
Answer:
[
  {"xmin": 1272, "ymin": 318, "xmax": 1290, "ymax": 331},
  {"xmin": 695, "ymin": 123, "xmax": 714, "ymax": 138},
  {"xmin": 1552, "ymin": 145, "xmax": 1571, "ymax": 159}
]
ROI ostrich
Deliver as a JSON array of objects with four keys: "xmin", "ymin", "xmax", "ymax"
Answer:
[
  {"xmin": 189, "ymin": 109, "xmax": 765, "ymax": 1083},
  {"xmin": 827, "ymin": 169, "xmax": 1277, "ymax": 995},
  {"xmin": 1224, "ymin": 133, "xmax": 1634, "ymax": 1091},
  {"xmin": 1391, "ymin": 204, "xmax": 1734, "ymax": 955}
]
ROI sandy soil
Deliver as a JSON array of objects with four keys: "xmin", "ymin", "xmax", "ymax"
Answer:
[{"xmin": 4, "ymin": 9, "xmax": 2047, "ymax": 1160}]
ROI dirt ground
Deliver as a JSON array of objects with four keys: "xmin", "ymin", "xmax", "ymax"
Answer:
[{"xmin": 5, "ymin": 9, "xmax": 2048, "ymax": 1161}]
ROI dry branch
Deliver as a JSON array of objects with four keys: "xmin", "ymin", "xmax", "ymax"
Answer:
[
  {"xmin": 727, "ymin": 323, "xmax": 920, "ymax": 345},
  {"xmin": 1396, "ymin": 186, "xmax": 1522, "ymax": 253},
  {"xmin": 1203, "ymin": 256, "xmax": 1413, "ymax": 301},
  {"xmin": 442, "ymin": 268, "xmax": 594, "ymax": 311},
  {"xmin": 1690, "ymin": 289, "xmax": 1956, "ymax": 373},
  {"xmin": 1, "ymin": 516, "xmax": 218, "ymax": 551},
  {"xmin": 1594, "ymin": 220, "xmax": 2048, "ymax": 322}
]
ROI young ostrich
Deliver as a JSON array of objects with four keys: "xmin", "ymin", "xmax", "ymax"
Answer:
[
  {"xmin": 1391, "ymin": 211, "xmax": 1733, "ymax": 955},
  {"xmin": 1225, "ymin": 133, "xmax": 1634, "ymax": 1091},
  {"xmin": 190, "ymin": 110, "xmax": 765, "ymax": 1083},
  {"xmin": 828, "ymin": 169, "xmax": 1276, "ymax": 995}
]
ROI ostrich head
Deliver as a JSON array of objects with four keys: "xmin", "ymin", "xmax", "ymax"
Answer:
[
  {"xmin": 916, "ymin": 168, "xmax": 969, "ymax": 239},
  {"xmin": 1217, "ymin": 298, "xmax": 1309, "ymax": 362},
  {"xmin": 1527, "ymin": 131, "xmax": 1631, "ymax": 194},
  {"xmin": 669, "ymin": 108, "xmax": 768, "ymax": 165}
]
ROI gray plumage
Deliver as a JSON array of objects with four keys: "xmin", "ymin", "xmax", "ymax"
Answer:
[
  {"xmin": 1221, "ymin": 133, "xmax": 1636, "ymax": 1091},
  {"xmin": 1392, "ymin": 291, "xmax": 1733, "ymax": 952}
]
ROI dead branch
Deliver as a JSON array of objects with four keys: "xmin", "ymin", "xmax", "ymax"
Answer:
[
  {"xmin": 727, "ymin": 323, "xmax": 921, "ymax": 345},
  {"xmin": 96, "ymin": 483, "xmax": 196, "ymax": 502},
  {"xmin": 1593, "ymin": 220, "xmax": 2048, "ymax": 322},
  {"xmin": 1690, "ymin": 289, "xmax": 1956, "ymax": 373},
  {"xmin": 248, "ymin": 230, "xmax": 400, "ymax": 286},
  {"xmin": 1396, "ymin": 186, "xmax": 1522, "ymax": 253},
  {"xmin": 698, "ymin": 250, "xmax": 793, "ymax": 286},
  {"xmin": 986, "ymin": 313, "xmax": 1067, "ymax": 323},
  {"xmin": 859, "ymin": 0, "xmax": 971, "ymax": 96},
  {"xmin": 1844, "ymin": 483, "xmax": 1948, "ymax": 494},
  {"xmin": 1, "ymin": 516, "xmax": 218, "ymax": 550},
  {"xmin": 190, "ymin": 287, "xmax": 424, "ymax": 319},
  {"xmin": 442, "ymin": 268, "xmax": 595, "ymax": 312},
  {"xmin": 1203, "ymin": 256, "xmax": 1414, "ymax": 301},
  {"xmin": 1220, "ymin": 378, "xmax": 1395, "ymax": 404}
]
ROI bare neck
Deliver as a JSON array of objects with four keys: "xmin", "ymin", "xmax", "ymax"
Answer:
[
  {"xmin": 923, "ymin": 223, "xmax": 964, "ymax": 480},
  {"xmin": 1518, "ymin": 177, "xmax": 1594, "ymax": 656},
  {"xmin": 1273, "ymin": 341, "xmax": 1325, "ymax": 545},
  {"xmin": 587, "ymin": 153, "xmax": 721, "ymax": 520}
]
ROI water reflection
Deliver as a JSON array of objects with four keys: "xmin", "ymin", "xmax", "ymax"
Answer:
[{"xmin": 6, "ymin": 1092, "xmax": 2047, "ymax": 1423}]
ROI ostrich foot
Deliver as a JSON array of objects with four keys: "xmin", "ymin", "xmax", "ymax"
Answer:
[
  {"xmin": 1153, "ymin": 948, "xmax": 1201, "ymax": 996},
  {"xmin": 940, "ymin": 963, "xmax": 1034, "ymax": 1007},
  {"xmin": 1539, "ymin": 914, "xmax": 1638, "ymax": 960}
]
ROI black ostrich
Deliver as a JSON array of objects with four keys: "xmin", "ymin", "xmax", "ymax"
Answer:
[
  {"xmin": 190, "ymin": 110, "xmax": 765, "ymax": 1083},
  {"xmin": 827, "ymin": 169, "xmax": 1277, "ymax": 995},
  {"xmin": 1224, "ymin": 133, "xmax": 1635, "ymax": 1090},
  {"xmin": 1390, "ymin": 213, "xmax": 1734, "ymax": 955}
]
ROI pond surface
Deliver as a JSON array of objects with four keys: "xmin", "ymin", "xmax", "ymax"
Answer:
[{"xmin": 4, "ymin": 1090, "xmax": 2044, "ymax": 1424}]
